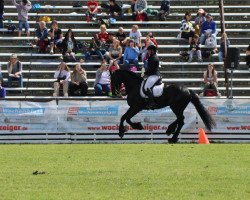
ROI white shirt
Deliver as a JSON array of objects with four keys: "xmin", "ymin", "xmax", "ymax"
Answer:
[
  {"xmin": 129, "ymin": 30, "xmax": 142, "ymax": 44},
  {"xmin": 99, "ymin": 71, "xmax": 110, "ymax": 85},
  {"xmin": 54, "ymin": 70, "xmax": 71, "ymax": 81}
]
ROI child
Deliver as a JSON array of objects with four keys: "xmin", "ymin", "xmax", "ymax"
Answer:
[
  {"xmin": 12, "ymin": 0, "xmax": 32, "ymax": 37},
  {"xmin": 188, "ymin": 34, "xmax": 202, "ymax": 62}
]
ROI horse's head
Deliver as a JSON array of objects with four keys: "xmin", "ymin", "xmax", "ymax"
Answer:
[{"xmin": 111, "ymin": 69, "xmax": 143, "ymax": 96}]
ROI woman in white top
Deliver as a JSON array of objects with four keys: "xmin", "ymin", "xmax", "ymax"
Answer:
[
  {"xmin": 129, "ymin": 25, "xmax": 142, "ymax": 48},
  {"xmin": 200, "ymin": 63, "xmax": 221, "ymax": 96},
  {"xmin": 53, "ymin": 62, "xmax": 70, "ymax": 97},
  {"xmin": 94, "ymin": 60, "xmax": 111, "ymax": 96}
]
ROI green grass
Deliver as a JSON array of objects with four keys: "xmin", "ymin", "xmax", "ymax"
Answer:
[{"xmin": 0, "ymin": 144, "xmax": 249, "ymax": 200}]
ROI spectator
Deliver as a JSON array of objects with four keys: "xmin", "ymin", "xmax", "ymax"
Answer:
[
  {"xmin": 218, "ymin": 33, "xmax": 230, "ymax": 62},
  {"xmin": 200, "ymin": 63, "xmax": 221, "ymax": 97},
  {"xmin": 129, "ymin": 25, "xmax": 142, "ymax": 47},
  {"xmin": 116, "ymin": 27, "xmax": 127, "ymax": 47},
  {"xmin": 158, "ymin": 0, "xmax": 170, "ymax": 21},
  {"xmin": 134, "ymin": 0, "xmax": 148, "ymax": 21},
  {"xmin": 0, "ymin": 81, "xmax": 6, "ymax": 98},
  {"xmin": 7, "ymin": 54, "xmax": 23, "ymax": 88},
  {"xmin": 200, "ymin": 13, "xmax": 217, "ymax": 45},
  {"xmin": 85, "ymin": 35, "xmax": 105, "ymax": 60},
  {"xmin": 69, "ymin": 63, "xmax": 88, "ymax": 96},
  {"xmin": 34, "ymin": 21, "xmax": 49, "ymax": 53},
  {"xmin": 94, "ymin": 60, "xmax": 111, "ymax": 96},
  {"xmin": 106, "ymin": 39, "xmax": 123, "ymax": 67},
  {"xmin": 180, "ymin": 12, "xmax": 195, "ymax": 44},
  {"xmin": 130, "ymin": 0, "xmax": 137, "ymax": 21},
  {"xmin": 62, "ymin": 29, "xmax": 78, "ymax": 62},
  {"xmin": 53, "ymin": 62, "xmax": 70, "ymax": 97},
  {"xmin": 48, "ymin": 20, "xmax": 63, "ymax": 54},
  {"xmin": 0, "ymin": 0, "xmax": 4, "ymax": 29},
  {"xmin": 86, "ymin": 0, "xmax": 98, "ymax": 21},
  {"xmin": 97, "ymin": 24, "xmax": 109, "ymax": 43},
  {"xmin": 194, "ymin": 9, "xmax": 206, "ymax": 36},
  {"xmin": 12, "ymin": 0, "xmax": 32, "ymax": 37},
  {"xmin": 123, "ymin": 40, "xmax": 140, "ymax": 70},
  {"xmin": 188, "ymin": 34, "xmax": 202, "ymax": 62},
  {"xmin": 109, "ymin": 0, "xmax": 123, "ymax": 20},
  {"xmin": 141, "ymin": 32, "xmax": 158, "ymax": 62},
  {"xmin": 105, "ymin": 32, "xmax": 116, "ymax": 50},
  {"xmin": 246, "ymin": 44, "xmax": 250, "ymax": 70}
]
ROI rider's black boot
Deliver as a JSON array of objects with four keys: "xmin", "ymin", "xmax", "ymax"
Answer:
[{"xmin": 146, "ymin": 88, "xmax": 158, "ymax": 109}]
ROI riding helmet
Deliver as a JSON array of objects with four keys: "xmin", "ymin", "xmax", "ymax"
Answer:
[{"xmin": 147, "ymin": 45, "xmax": 157, "ymax": 52}]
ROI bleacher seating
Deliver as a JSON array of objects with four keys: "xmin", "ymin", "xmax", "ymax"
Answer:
[{"xmin": 1, "ymin": 0, "xmax": 250, "ymax": 97}]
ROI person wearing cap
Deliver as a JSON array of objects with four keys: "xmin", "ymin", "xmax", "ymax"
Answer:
[
  {"xmin": 143, "ymin": 45, "xmax": 160, "ymax": 109},
  {"xmin": 12, "ymin": 0, "xmax": 32, "ymax": 37},
  {"xmin": 123, "ymin": 39, "xmax": 140, "ymax": 70},
  {"xmin": 7, "ymin": 54, "xmax": 23, "ymax": 88},
  {"xmin": 200, "ymin": 13, "xmax": 217, "ymax": 45},
  {"xmin": 48, "ymin": 20, "xmax": 63, "ymax": 54},
  {"xmin": 194, "ymin": 9, "xmax": 206, "ymax": 36}
]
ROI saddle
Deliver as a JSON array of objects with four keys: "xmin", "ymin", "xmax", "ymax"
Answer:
[{"xmin": 140, "ymin": 77, "xmax": 164, "ymax": 98}]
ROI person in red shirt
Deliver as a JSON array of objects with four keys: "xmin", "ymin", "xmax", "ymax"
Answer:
[
  {"xmin": 86, "ymin": 0, "xmax": 98, "ymax": 21},
  {"xmin": 96, "ymin": 24, "xmax": 109, "ymax": 43}
]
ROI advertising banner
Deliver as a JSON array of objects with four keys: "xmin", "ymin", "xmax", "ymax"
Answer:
[
  {"xmin": 57, "ymin": 100, "xmax": 197, "ymax": 133},
  {"xmin": 199, "ymin": 99, "xmax": 250, "ymax": 133},
  {"xmin": 0, "ymin": 101, "xmax": 57, "ymax": 133},
  {"xmin": 0, "ymin": 98, "xmax": 249, "ymax": 134}
]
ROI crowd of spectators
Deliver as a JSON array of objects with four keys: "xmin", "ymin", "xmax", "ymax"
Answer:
[{"xmin": 0, "ymin": 0, "xmax": 248, "ymax": 98}]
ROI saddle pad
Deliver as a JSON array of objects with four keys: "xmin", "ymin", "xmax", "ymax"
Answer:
[{"xmin": 140, "ymin": 80, "xmax": 164, "ymax": 98}]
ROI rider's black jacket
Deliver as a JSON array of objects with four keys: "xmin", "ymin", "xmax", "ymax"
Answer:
[{"xmin": 144, "ymin": 53, "xmax": 160, "ymax": 76}]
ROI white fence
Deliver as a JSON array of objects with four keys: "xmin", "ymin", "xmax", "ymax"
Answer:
[{"xmin": 0, "ymin": 98, "xmax": 249, "ymax": 143}]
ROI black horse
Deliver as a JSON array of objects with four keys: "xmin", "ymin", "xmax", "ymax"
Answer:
[{"xmin": 111, "ymin": 70, "xmax": 216, "ymax": 143}]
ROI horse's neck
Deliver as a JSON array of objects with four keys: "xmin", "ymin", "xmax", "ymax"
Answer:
[{"xmin": 121, "ymin": 73, "xmax": 142, "ymax": 88}]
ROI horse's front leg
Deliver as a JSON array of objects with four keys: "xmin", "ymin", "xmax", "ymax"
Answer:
[
  {"xmin": 125, "ymin": 107, "xmax": 143, "ymax": 130},
  {"xmin": 119, "ymin": 111, "xmax": 129, "ymax": 139},
  {"xmin": 119, "ymin": 107, "xmax": 142, "ymax": 138}
]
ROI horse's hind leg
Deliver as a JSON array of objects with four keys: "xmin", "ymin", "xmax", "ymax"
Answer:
[
  {"xmin": 168, "ymin": 102, "xmax": 189, "ymax": 144},
  {"xmin": 166, "ymin": 120, "xmax": 178, "ymax": 136}
]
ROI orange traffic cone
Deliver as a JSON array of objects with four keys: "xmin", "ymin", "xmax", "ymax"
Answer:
[{"xmin": 198, "ymin": 128, "xmax": 210, "ymax": 144}]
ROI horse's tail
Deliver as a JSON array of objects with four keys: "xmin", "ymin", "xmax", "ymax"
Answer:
[{"xmin": 189, "ymin": 90, "xmax": 216, "ymax": 131}]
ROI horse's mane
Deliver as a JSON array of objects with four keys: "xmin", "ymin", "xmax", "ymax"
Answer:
[{"xmin": 115, "ymin": 69, "xmax": 143, "ymax": 82}]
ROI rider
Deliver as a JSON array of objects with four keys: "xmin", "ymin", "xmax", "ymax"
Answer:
[{"xmin": 143, "ymin": 45, "xmax": 161, "ymax": 108}]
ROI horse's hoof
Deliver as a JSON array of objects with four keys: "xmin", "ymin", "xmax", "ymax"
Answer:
[
  {"xmin": 168, "ymin": 138, "xmax": 178, "ymax": 144},
  {"xmin": 118, "ymin": 132, "xmax": 124, "ymax": 139},
  {"xmin": 166, "ymin": 131, "xmax": 174, "ymax": 136},
  {"xmin": 119, "ymin": 126, "xmax": 127, "ymax": 139}
]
